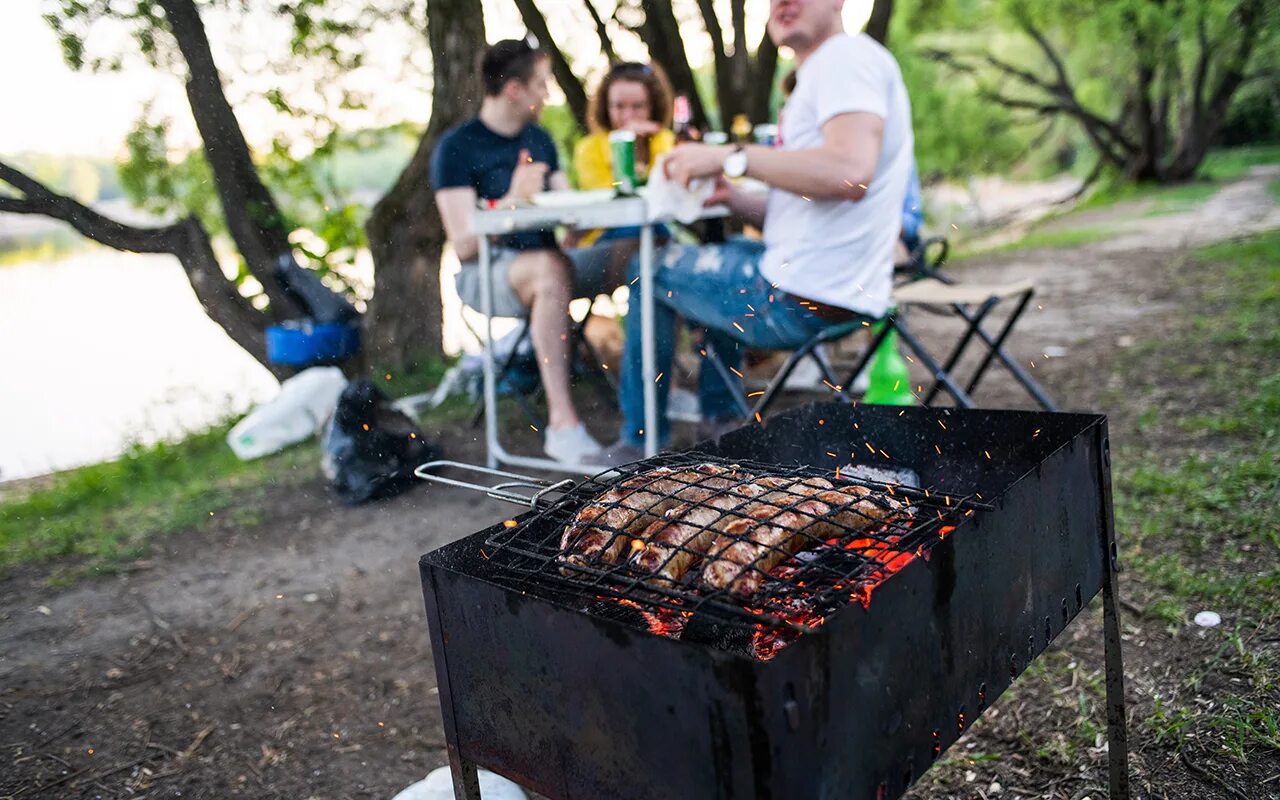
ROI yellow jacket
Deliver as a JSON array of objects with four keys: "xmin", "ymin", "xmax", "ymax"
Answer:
[{"xmin": 573, "ymin": 128, "xmax": 677, "ymax": 190}]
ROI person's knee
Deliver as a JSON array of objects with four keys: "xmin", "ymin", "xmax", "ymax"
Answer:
[{"xmin": 512, "ymin": 250, "xmax": 571, "ymax": 300}]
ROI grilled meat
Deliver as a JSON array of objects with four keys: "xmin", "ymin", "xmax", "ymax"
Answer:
[
  {"xmin": 559, "ymin": 464, "xmax": 745, "ymax": 568},
  {"xmin": 629, "ymin": 477, "xmax": 770, "ymax": 585},
  {"xmin": 701, "ymin": 480, "xmax": 907, "ymax": 599}
]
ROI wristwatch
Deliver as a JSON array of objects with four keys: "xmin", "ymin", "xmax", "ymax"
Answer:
[{"xmin": 723, "ymin": 145, "xmax": 748, "ymax": 179}]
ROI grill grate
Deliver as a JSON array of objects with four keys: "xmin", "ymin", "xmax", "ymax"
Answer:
[{"xmin": 482, "ymin": 452, "xmax": 987, "ymax": 647}]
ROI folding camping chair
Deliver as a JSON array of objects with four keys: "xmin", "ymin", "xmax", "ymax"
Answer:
[
  {"xmin": 462, "ymin": 297, "xmax": 618, "ymax": 429},
  {"xmin": 701, "ymin": 235, "xmax": 1057, "ymax": 417}
]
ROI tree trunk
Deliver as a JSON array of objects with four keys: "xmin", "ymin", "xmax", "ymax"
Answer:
[
  {"xmin": 866, "ymin": 0, "xmax": 894, "ymax": 45},
  {"xmin": 515, "ymin": 0, "xmax": 589, "ymax": 130},
  {"xmin": 637, "ymin": 0, "xmax": 711, "ymax": 129},
  {"xmin": 747, "ymin": 33, "xmax": 779, "ymax": 125},
  {"xmin": 158, "ymin": 0, "xmax": 301, "ymax": 320},
  {"xmin": 364, "ymin": 0, "xmax": 486, "ymax": 368}
]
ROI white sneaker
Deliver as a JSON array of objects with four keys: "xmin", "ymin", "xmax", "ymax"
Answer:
[
  {"xmin": 668, "ymin": 387, "xmax": 701, "ymax": 423},
  {"xmin": 544, "ymin": 423, "xmax": 603, "ymax": 463}
]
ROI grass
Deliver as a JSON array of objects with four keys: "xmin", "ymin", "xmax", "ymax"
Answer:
[
  {"xmin": 1198, "ymin": 143, "xmax": 1280, "ymax": 181},
  {"xmin": 919, "ymin": 231, "xmax": 1280, "ymax": 800},
  {"xmin": 1111, "ymin": 229, "xmax": 1280, "ymax": 762},
  {"xmin": 1269, "ymin": 178, "xmax": 1280, "ymax": 205},
  {"xmin": 0, "ymin": 355, "xmax": 487, "ymax": 577},
  {"xmin": 0, "ymin": 420, "xmax": 314, "ymax": 575}
]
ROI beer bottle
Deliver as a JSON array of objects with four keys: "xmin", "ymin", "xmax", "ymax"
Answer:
[{"xmin": 673, "ymin": 95, "xmax": 698, "ymax": 143}]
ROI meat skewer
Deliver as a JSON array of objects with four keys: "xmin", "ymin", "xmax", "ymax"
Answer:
[
  {"xmin": 559, "ymin": 463, "xmax": 746, "ymax": 568},
  {"xmin": 701, "ymin": 479, "xmax": 908, "ymax": 599}
]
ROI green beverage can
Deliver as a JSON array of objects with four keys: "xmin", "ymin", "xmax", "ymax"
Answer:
[{"xmin": 609, "ymin": 130, "xmax": 638, "ymax": 195}]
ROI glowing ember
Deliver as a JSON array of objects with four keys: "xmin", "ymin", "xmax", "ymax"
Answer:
[{"xmin": 606, "ymin": 597, "xmax": 692, "ymax": 639}]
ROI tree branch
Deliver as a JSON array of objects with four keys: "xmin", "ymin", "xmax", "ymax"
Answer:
[
  {"xmin": 0, "ymin": 159, "xmax": 284, "ymax": 377},
  {"xmin": 582, "ymin": 0, "xmax": 615, "ymax": 62},
  {"xmin": 513, "ymin": 0, "xmax": 588, "ymax": 130},
  {"xmin": 1014, "ymin": 17, "xmax": 1140, "ymax": 156},
  {"xmin": 0, "ymin": 160, "xmax": 183, "ymax": 254},
  {"xmin": 926, "ymin": 45, "xmax": 1137, "ymax": 162}
]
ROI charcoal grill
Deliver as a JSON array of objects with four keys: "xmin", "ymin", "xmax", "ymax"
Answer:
[{"xmin": 417, "ymin": 402, "xmax": 1130, "ymax": 800}]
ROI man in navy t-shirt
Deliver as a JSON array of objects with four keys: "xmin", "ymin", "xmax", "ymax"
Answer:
[{"xmin": 431, "ymin": 38, "xmax": 625, "ymax": 464}]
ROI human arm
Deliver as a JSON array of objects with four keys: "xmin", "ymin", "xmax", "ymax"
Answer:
[
  {"xmin": 434, "ymin": 187, "xmax": 481, "ymax": 263},
  {"xmin": 664, "ymin": 111, "xmax": 883, "ymax": 203},
  {"xmin": 703, "ymin": 176, "xmax": 769, "ymax": 229},
  {"xmin": 433, "ymin": 147, "xmax": 549, "ymax": 262}
]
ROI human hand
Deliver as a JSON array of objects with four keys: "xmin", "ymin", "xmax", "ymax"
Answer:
[
  {"xmin": 662, "ymin": 143, "xmax": 729, "ymax": 187},
  {"xmin": 505, "ymin": 148, "xmax": 549, "ymax": 203},
  {"xmin": 703, "ymin": 175, "xmax": 736, "ymax": 207},
  {"xmin": 621, "ymin": 119, "xmax": 662, "ymax": 136}
]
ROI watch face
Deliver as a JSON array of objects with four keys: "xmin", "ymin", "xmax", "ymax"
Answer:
[{"xmin": 725, "ymin": 150, "xmax": 747, "ymax": 178}]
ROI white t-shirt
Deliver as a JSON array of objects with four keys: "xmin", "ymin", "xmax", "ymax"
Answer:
[{"xmin": 761, "ymin": 33, "xmax": 914, "ymax": 317}]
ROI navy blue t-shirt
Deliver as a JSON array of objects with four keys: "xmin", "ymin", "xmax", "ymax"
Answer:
[{"xmin": 430, "ymin": 118, "xmax": 559, "ymax": 252}]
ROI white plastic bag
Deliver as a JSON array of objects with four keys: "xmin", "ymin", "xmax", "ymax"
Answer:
[
  {"xmin": 390, "ymin": 766, "xmax": 527, "ymax": 800},
  {"xmin": 226, "ymin": 366, "xmax": 347, "ymax": 460}
]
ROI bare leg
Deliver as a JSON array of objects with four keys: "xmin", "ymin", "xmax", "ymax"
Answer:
[{"xmin": 508, "ymin": 249, "xmax": 579, "ymax": 430}]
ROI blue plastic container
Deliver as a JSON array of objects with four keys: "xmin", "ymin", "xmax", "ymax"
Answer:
[{"xmin": 266, "ymin": 319, "xmax": 361, "ymax": 367}]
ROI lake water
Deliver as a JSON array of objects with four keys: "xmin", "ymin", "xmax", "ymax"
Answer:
[
  {"xmin": 0, "ymin": 244, "xmax": 516, "ymax": 483},
  {"xmin": 0, "ymin": 248, "xmax": 281, "ymax": 481}
]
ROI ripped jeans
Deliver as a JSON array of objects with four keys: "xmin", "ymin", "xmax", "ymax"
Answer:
[{"xmin": 618, "ymin": 237, "xmax": 841, "ymax": 447}]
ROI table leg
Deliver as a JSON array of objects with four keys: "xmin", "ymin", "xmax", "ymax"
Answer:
[
  {"xmin": 479, "ymin": 236, "xmax": 499, "ymax": 470},
  {"xmin": 640, "ymin": 223, "xmax": 658, "ymax": 458}
]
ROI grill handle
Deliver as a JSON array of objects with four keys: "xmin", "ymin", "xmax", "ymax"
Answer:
[{"xmin": 414, "ymin": 460, "xmax": 576, "ymax": 510}]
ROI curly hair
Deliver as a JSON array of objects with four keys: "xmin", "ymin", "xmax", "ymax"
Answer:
[{"xmin": 588, "ymin": 61, "xmax": 674, "ymax": 132}]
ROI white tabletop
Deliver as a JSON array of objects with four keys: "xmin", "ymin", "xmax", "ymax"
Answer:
[{"xmin": 472, "ymin": 193, "xmax": 728, "ymax": 235}]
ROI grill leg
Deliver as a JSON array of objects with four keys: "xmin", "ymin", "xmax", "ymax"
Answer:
[
  {"xmin": 448, "ymin": 755, "xmax": 481, "ymax": 800},
  {"xmin": 1101, "ymin": 566, "xmax": 1130, "ymax": 800},
  {"xmin": 1097, "ymin": 428, "xmax": 1131, "ymax": 800}
]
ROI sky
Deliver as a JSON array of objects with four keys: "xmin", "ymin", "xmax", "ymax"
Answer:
[{"xmin": 0, "ymin": 0, "xmax": 872, "ymax": 159}]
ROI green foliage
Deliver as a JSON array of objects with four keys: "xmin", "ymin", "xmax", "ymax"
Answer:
[
  {"xmin": 116, "ymin": 114, "xmax": 373, "ymax": 296},
  {"xmin": 540, "ymin": 104, "xmax": 584, "ymax": 186},
  {"xmin": 118, "ymin": 116, "xmax": 222, "ymax": 231},
  {"xmin": 896, "ymin": 43, "xmax": 1026, "ymax": 178},
  {"xmin": 903, "ymin": 0, "xmax": 1280, "ymax": 181}
]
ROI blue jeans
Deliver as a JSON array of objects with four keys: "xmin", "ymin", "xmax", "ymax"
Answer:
[{"xmin": 618, "ymin": 238, "xmax": 848, "ymax": 447}]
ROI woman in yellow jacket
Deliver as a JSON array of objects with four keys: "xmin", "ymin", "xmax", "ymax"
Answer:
[{"xmin": 575, "ymin": 64, "xmax": 676, "ymax": 247}]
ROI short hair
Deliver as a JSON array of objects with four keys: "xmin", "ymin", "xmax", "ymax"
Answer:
[
  {"xmin": 481, "ymin": 37, "xmax": 548, "ymax": 97},
  {"xmin": 588, "ymin": 61, "xmax": 674, "ymax": 132}
]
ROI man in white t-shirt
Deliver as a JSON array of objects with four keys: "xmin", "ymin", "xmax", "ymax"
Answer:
[{"xmin": 604, "ymin": 0, "xmax": 914, "ymax": 461}]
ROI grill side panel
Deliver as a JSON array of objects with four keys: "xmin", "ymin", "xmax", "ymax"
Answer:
[
  {"xmin": 422, "ymin": 534, "xmax": 791, "ymax": 800},
  {"xmin": 754, "ymin": 420, "xmax": 1110, "ymax": 799}
]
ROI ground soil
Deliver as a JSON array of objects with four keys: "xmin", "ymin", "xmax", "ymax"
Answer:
[{"xmin": 2, "ymin": 167, "xmax": 1278, "ymax": 799}]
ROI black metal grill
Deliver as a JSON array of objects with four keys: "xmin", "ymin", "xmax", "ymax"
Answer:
[
  {"xmin": 482, "ymin": 452, "xmax": 988, "ymax": 649},
  {"xmin": 418, "ymin": 403, "xmax": 1131, "ymax": 800}
]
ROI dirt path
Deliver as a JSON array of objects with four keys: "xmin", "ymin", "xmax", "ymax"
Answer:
[{"xmin": 2, "ymin": 168, "xmax": 1276, "ymax": 799}]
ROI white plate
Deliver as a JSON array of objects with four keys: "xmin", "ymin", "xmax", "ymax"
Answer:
[{"xmin": 530, "ymin": 189, "xmax": 617, "ymax": 208}]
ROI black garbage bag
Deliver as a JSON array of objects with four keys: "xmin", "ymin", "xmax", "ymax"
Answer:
[
  {"xmin": 275, "ymin": 254, "xmax": 360, "ymax": 324},
  {"xmin": 321, "ymin": 378, "xmax": 441, "ymax": 505}
]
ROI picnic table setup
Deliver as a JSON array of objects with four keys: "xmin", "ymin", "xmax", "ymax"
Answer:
[{"xmin": 471, "ymin": 185, "xmax": 729, "ymax": 474}]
